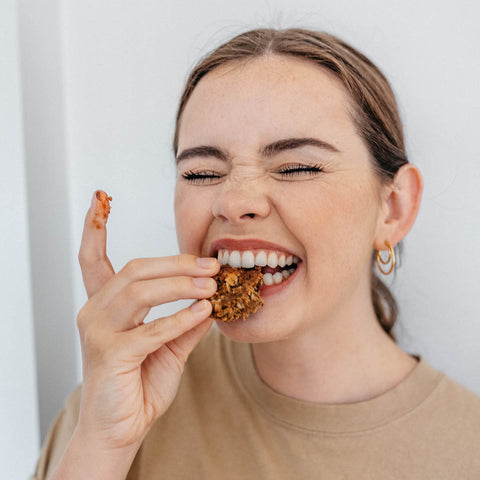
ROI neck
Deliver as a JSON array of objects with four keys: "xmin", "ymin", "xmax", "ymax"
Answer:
[{"xmin": 251, "ymin": 302, "xmax": 417, "ymax": 404}]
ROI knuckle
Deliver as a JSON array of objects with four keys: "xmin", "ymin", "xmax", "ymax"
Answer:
[
  {"xmin": 145, "ymin": 309, "xmax": 186, "ymax": 338},
  {"xmin": 82, "ymin": 324, "xmax": 96, "ymax": 346},
  {"xmin": 78, "ymin": 249, "xmax": 91, "ymax": 268},
  {"xmin": 82, "ymin": 325, "xmax": 108, "ymax": 360},
  {"xmin": 76, "ymin": 304, "xmax": 112, "ymax": 362},
  {"xmin": 78, "ymin": 249, "xmax": 106, "ymax": 270},
  {"xmin": 170, "ymin": 276, "xmax": 187, "ymax": 295},
  {"xmin": 143, "ymin": 316, "xmax": 163, "ymax": 337},
  {"xmin": 122, "ymin": 259, "xmax": 143, "ymax": 281},
  {"xmin": 172, "ymin": 309, "xmax": 188, "ymax": 330},
  {"xmin": 125, "ymin": 282, "xmax": 150, "ymax": 307},
  {"xmin": 175, "ymin": 254, "xmax": 192, "ymax": 269},
  {"xmin": 124, "ymin": 282, "xmax": 140, "ymax": 301},
  {"xmin": 76, "ymin": 304, "xmax": 89, "ymax": 332}
]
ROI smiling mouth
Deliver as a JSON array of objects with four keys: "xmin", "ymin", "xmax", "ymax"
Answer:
[{"xmin": 216, "ymin": 249, "xmax": 300, "ymax": 286}]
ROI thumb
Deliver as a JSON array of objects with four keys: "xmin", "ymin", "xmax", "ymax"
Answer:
[{"xmin": 78, "ymin": 190, "xmax": 115, "ymax": 298}]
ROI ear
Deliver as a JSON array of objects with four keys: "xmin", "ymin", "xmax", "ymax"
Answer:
[{"xmin": 373, "ymin": 163, "xmax": 424, "ymax": 250}]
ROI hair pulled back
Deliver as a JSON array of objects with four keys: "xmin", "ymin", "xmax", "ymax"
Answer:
[{"xmin": 173, "ymin": 28, "xmax": 409, "ymax": 340}]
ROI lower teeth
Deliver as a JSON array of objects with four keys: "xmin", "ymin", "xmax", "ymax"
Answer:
[{"xmin": 262, "ymin": 268, "xmax": 294, "ymax": 286}]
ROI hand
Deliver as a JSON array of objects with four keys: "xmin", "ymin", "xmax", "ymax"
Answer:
[{"xmin": 75, "ymin": 191, "xmax": 219, "ymax": 451}]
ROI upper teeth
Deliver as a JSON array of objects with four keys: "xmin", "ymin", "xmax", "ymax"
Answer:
[{"xmin": 217, "ymin": 249, "xmax": 299, "ymax": 269}]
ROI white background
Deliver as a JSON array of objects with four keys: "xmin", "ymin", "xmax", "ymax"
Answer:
[
  {"xmin": 1, "ymin": 2, "xmax": 39, "ymax": 479},
  {"xmin": 3, "ymin": 0, "xmax": 479, "ymax": 477}
]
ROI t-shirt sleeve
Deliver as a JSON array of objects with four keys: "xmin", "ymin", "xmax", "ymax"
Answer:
[{"xmin": 30, "ymin": 385, "xmax": 82, "ymax": 480}]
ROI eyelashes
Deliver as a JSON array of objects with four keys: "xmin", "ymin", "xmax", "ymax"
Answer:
[
  {"xmin": 276, "ymin": 163, "xmax": 323, "ymax": 176},
  {"xmin": 181, "ymin": 163, "xmax": 323, "ymax": 184},
  {"xmin": 181, "ymin": 170, "xmax": 225, "ymax": 184}
]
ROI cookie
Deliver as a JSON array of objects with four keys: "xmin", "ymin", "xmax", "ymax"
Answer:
[{"xmin": 209, "ymin": 265, "xmax": 263, "ymax": 322}]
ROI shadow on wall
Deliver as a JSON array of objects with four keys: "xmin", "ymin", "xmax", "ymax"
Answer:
[{"xmin": 18, "ymin": 0, "xmax": 79, "ymax": 441}]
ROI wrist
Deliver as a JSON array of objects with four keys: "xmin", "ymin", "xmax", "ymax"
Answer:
[{"xmin": 48, "ymin": 428, "xmax": 142, "ymax": 480}]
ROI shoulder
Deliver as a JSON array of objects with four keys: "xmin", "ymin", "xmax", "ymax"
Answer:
[
  {"xmin": 427, "ymin": 363, "xmax": 480, "ymax": 423},
  {"xmin": 416, "ymin": 359, "xmax": 480, "ymax": 462},
  {"xmin": 32, "ymin": 385, "xmax": 82, "ymax": 479}
]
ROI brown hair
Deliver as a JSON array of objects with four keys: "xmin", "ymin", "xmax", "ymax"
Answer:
[{"xmin": 173, "ymin": 28, "xmax": 408, "ymax": 340}]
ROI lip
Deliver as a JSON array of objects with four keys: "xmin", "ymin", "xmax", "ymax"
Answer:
[{"xmin": 209, "ymin": 238, "xmax": 300, "ymax": 259}]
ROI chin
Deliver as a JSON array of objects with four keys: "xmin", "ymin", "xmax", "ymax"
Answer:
[{"xmin": 213, "ymin": 307, "xmax": 296, "ymax": 344}]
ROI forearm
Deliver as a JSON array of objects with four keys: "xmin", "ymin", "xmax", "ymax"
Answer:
[{"xmin": 47, "ymin": 430, "xmax": 141, "ymax": 480}]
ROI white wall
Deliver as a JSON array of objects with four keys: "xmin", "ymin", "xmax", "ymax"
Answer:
[
  {"xmin": 14, "ymin": 0, "xmax": 480, "ymax": 457},
  {"xmin": 18, "ymin": 0, "xmax": 79, "ymax": 446},
  {"xmin": 0, "ymin": 1, "xmax": 40, "ymax": 478}
]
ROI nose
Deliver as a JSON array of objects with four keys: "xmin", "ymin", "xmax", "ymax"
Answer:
[{"xmin": 212, "ymin": 177, "xmax": 271, "ymax": 225}]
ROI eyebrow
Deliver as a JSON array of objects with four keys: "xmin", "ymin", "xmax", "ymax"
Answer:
[{"xmin": 175, "ymin": 137, "xmax": 340, "ymax": 164}]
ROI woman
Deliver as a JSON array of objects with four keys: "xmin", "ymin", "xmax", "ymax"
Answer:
[{"xmin": 33, "ymin": 28, "xmax": 480, "ymax": 479}]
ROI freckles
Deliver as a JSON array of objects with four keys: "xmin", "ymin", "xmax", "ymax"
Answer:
[{"xmin": 283, "ymin": 189, "xmax": 333, "ymax": 223}]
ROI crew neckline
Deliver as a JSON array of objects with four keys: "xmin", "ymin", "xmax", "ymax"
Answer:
[{"xmin": 227, "ymin": 337, "xmax": 445, "ymax": 434}]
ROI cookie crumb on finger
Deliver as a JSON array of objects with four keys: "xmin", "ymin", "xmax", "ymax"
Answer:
[{"xmin": 93, "ymin": 190, "xmax": 112, "ymax": 229}]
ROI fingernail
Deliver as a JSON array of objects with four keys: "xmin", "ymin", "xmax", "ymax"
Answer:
[
  {"xmin": 196, "ymin": 257, "xmax": 218, "ymax": 269},
  {"xmin": 193, "ymin": 277, "xmax": 214, "ymax": 289},
  {"xmin": 91, "ymin": 191, "xmax": 99, "ymax": 208},
  {"xmin": 190, "ymin": 299, "xmax": 208, "ymax": 312}
]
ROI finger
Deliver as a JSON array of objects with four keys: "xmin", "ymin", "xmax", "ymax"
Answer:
[
  {"xmin": 163, "ymin": 315, "xmax": 214, "ymax": 365},
  {"xmin": 78, "ymin": 190, "xmax": 115, "ymax": 298},
  {"xmin": 118, "ymin": 300, "xmax": 213, "ymax": 360},
  {"xmin": 142, "ymin": 317, "xmax": 214, "ymax": 380},
  {"xmin": 106, "ymin": 276, "xmax": 217, "ymax": 330},
  {"xmin": 95, "ymin": 254, "xmax": 220, "ymax": 307}
]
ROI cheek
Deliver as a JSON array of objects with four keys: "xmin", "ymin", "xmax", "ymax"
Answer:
[
  {"xmin": 274, "ymin": 181, "xmax": 379, "ymax": 260},
  {"xmin": 272, "ymin": 185, "xmax": 340, "ymax": 242},
  {"xmin": 174, "ymin": 186, "xmax": 213, "ymax": 255}
]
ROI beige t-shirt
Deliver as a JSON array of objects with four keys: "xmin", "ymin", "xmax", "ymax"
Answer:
[{"xmin": 33, "ymin": 328, "xmax": 480, "ymax": 479}]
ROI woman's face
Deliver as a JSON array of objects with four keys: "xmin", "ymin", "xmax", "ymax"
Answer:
[{"xmin": 174, "ymin": 55, "xmax": 387, "ymax": 343}]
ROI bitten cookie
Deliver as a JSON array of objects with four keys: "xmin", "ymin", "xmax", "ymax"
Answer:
[{"xmin": 209, "ymin": 266, "xmax": 263, "ymax": 322}]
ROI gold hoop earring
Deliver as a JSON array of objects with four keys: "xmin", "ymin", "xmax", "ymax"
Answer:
[{"xmin": 376, "ymin": 240, "xmax": 395, "ymax": 275}]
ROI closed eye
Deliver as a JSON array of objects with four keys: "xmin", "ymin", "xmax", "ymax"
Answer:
[
  {"xmin": 181, "ymin": 164, "xmax": 322, "ymax": 184},
  {"xmin": 181, "ymin": 169, "xmax": 224, "ymax": 184},
  {"xmin": 276, "ymin": 163, "xmax": 323, "ymax": 177}
]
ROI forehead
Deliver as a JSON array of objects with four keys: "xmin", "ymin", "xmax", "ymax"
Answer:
[{"xmin": 177, "ymin": 54, "xmax": 359, "ymax": 151}]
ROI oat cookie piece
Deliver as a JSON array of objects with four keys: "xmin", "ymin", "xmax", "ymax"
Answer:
[{"xmin": 209, "ymin": 265, "xmax": 263, "ymax": 322}]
